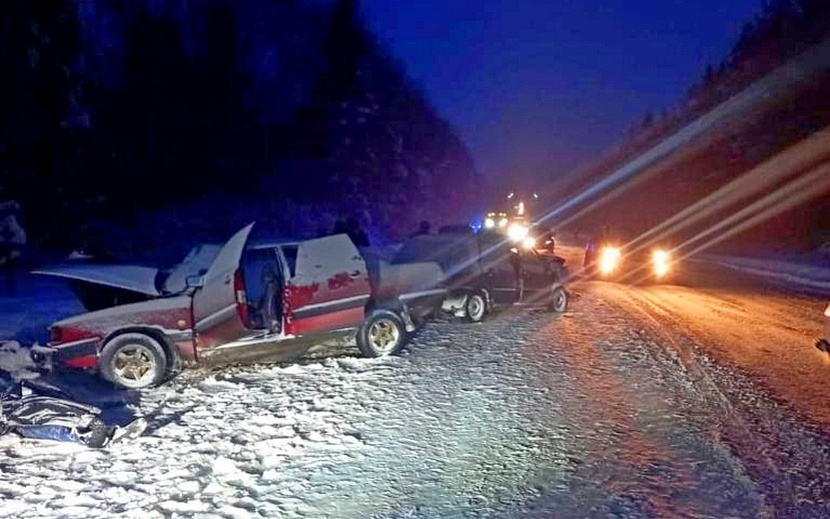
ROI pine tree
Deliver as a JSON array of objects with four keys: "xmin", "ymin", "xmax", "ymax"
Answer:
[{"xmin": 0, "ymin": 0, "xmax": 80, "ymax": 240}]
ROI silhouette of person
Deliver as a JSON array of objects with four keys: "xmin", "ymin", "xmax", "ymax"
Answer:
[
  {"xmin": 410, "ymin": 220, "xmax": 431, "ymax": 237},
  {"xmin": 333, "ymin": 219, "xmax": 347, "ymax": 235},
  {"xmin": 346, "ymin": 217, "xmax": 369, "ymax": 247}
]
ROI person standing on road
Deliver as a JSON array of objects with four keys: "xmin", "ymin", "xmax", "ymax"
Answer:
[
  {"xmin": 410, "ymin": 220, "xmax": 431, "ymax": 238},
  {"xmin": 346, "ymin": 216, "xmax": 370, "ymax": 247}
]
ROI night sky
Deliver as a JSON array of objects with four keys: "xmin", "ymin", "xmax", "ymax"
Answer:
[{"xmin": 361, "ymin": 0, "xmax": 764, "ymax": 184}]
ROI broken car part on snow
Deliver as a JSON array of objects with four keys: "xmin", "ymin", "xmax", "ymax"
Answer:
[{"xmin": 0, "ymin": 378, "xmax": 146, "ymax": 447}]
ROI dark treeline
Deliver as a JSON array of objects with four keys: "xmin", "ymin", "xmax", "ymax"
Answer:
[
  {"xmin": 558, "ymin": 0, "xmax": 830, "ymax": 251},
  {"xmin": 0, "ymin": 0, "xmax": 478, "ymax": 248}
]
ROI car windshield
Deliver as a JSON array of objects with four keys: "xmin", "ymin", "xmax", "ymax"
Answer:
[{"xmin": 159, "ymin": 243, "xmax": 222, "ymax": 294}]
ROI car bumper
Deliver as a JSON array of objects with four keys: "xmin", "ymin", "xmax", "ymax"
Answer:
[{"xmin": 48, "ymin": 338, "xmax": 100, "ymax": 369}]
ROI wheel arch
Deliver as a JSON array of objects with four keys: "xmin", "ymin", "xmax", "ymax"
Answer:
[
  {"xmin": 452, "ymin": 284, "xmax": 492, "ymax": 303},
  {"xmin": 478, "ymin": 287, "xmax": 493, "ymax": 310},
  {"xmin": 365, "ymin": 297, "xmax": 404, "ymax": 312}
]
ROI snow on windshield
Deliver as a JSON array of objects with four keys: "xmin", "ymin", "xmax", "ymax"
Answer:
[{"xmin": 162, "ymin": 244, "xmax": 222, "ymax": 294}]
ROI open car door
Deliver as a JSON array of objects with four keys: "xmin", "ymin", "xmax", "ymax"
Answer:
[
  {"xmin": 284, "ymin": 234, "xmax": 371, "ymax": 336},
  {"xmin": 192, "ymin": 223, "xmax": 254, "ymax": 351},
  {"xmin": 477, "ymin": 233, "xmax": 520, "ymax": 304}
]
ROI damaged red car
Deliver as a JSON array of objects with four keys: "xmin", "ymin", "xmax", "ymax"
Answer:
[{"xmin": 33, "ymin": 223, "xmax": 446, "ymax": 389}]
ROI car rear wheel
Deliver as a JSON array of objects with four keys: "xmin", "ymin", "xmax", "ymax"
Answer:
[
  {"xmin": 356, "ymin": 310, "xmax": 406, "ymax": 358},
  {"xmin": 465, "ymin": 293, "xmax": 487, "ymax": 323},
  {"xmin": 100, "ymin": 333, "xmax": 167, "ymax": 389},
  {"xmin": 549, "ymin": 286, "xmax": 569, "ymax": 313}
]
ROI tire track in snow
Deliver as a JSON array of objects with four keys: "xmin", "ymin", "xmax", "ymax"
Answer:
[{"xmin": 597, "ymin": 281, "xmax": 830, "ymax": 516}]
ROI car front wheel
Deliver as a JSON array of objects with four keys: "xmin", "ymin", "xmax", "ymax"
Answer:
[
  {"xmin": 550, "ymin": 286, "xmax": 569, "ymax": 313},
  {"xmin": 356, "ymin": 310, "xmax": 406, "ymax": 358},
  {"xmin": 100, "ymin": 333, "xmax": 168, "ymax": 389}
]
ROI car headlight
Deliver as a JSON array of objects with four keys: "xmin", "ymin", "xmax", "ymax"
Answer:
[
  {"xmin": 507, "ymin": 223, "xmax": 529, "ymax": 242},
  {"xmin": 652, "ymin": 249, "xmax": 671, "ymax": 278},
  {"xmin": 522, "ymin": 236, "xmax": 536, "ymax": 250},
  {"xmin": 598, "ymin": 247, "xmax": 621, "ymax": 275},
  {"xmin": 484, "ymin": 218, "xmax": 495, "ymax": 229},
  {"xmin": 498, "ymin": 218, "xmax": 509, "ymax": 229}
]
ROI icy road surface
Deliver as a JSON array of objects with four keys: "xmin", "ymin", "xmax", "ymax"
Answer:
[
  {"xmin": 3, "ymin": 285, "xmax": 830, "ymax": 518},
  {"xmin": 2, "ymin": 245, "xmax": 830, "ymax": 518}
]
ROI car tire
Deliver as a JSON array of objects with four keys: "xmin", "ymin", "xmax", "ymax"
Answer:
[
  {"xmin": 262, "ymin": 280, "xmax": 282, "ymax": 333},
  {"xmin": 356, "ymin": 310, "xmax": 406, "ymax": 358},
  {"xmin": 549, "ymin": 286, "xmax": 568, "ymax": 313},
  {"xmin": 465, "ymin": 293, "xmax": 487, "ymax": 323},
  {"xmin": 100, "ymin": 333, "xmax": 168, "ymax": 389}
]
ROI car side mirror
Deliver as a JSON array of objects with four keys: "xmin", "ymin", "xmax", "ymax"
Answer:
[{"xmin": 185, "ymin": 274, "xmax": 204, "ymax": 289}]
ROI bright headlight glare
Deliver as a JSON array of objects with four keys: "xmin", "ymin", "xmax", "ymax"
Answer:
[
  {"xmin": 498, "ymin": 218, "xmax": 509, "ymax": 228},
  {"xmin": 522, "ymin": 237, "xmax": 536, "ymax": 249},
  {"xmin": 507, "ymin": 223, "xmax": 529, "ymax": 242},
  {"xmin": 598, "ymin": 247, "xmax": 621, "ymax": 275},
  {"xmin": 653, "ymin": 249, "xmax": 670, "ymax": 263},
  {"xmin": 484, "ymin": 218, "xmax": 495, "ymax": 229},
  {"xmin": 652, "ymin": 249, "xmax": 671, "ymax": 277}
]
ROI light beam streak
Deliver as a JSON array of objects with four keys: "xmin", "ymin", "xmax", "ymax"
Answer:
[{"xmin": 535, "ymin": 36, "xmax": 830, "ymax": 232}]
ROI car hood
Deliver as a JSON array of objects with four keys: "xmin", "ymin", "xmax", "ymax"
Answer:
[{"xmin": 31, "ymin": 263, "xmax": 161, "ymax": 297}]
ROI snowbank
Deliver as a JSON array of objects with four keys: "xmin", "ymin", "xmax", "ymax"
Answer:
[
  {"xmin": 695, "ymin": 253, "xmax": 830, "ymax": 290},
  {"xmin": 0, "ymin": 341, "xmax": 42, "ymax": 381}
]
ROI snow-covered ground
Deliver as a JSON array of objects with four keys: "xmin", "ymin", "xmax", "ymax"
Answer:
[
  {"xmin": 695, "ymin": 252, "xmax": 830, "ymax": 291},
  {"xmin": 3, "ymin": 269, "xmax": 830, "ymax": 518}
]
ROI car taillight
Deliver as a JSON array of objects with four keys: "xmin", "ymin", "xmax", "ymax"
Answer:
[
  {"xmin": 49, "ymin": 326, "xmax": 63, "ymax": 344},
  {"xmin": 233, "ymin": 269, "xmax": 250, "ymax": 325}
]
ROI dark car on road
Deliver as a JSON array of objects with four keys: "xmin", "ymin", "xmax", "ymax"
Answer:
[
  {"xmin": 392, "ymin": 229, "xmax": 569, "ymax": 322},
  {"xmin": 32, "ymin": 223, "xmax": 446, "ymax": 389}
]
